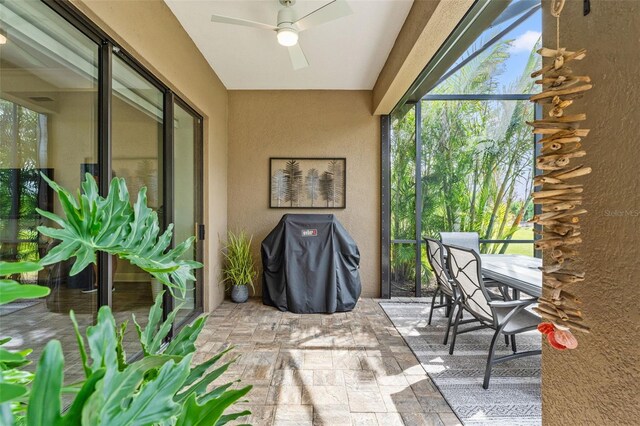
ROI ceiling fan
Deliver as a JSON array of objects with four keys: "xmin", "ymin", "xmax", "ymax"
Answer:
[{"xmin": 211, "ymin": 0, "xmax": 352, "ymax": 70}]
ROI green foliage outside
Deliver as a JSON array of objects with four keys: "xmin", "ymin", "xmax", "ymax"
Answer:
[
  {"xmin": 0, "ymin": 100, "xmax": 44, "ymax": 265},
  {"xmin": 390, "ymin": 37, "xmax": 541, "ymax": 292},
  {"xmin": 0, "ymin": 175, "xmax": 251, "ymax": 425}
]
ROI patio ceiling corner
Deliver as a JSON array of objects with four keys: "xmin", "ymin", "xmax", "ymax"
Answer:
[{"xmin": 372, "ymin": 0, "xmax": 475, "ymax": 115}]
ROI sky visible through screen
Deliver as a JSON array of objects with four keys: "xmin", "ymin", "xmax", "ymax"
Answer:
[
  {"xmin": 498, "ymin": 9, "xmax": 542, "ymax": 93},
  {"xmin": 434, "ymin": 6, "xmax": 542, "ymax": 95}
]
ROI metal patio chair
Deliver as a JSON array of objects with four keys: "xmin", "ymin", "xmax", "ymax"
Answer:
[
  {"xmin": 424, "ymin": 238, "xmax": 456, "ymax": 344},
  {"xmin": 440, "ymin": 232, "xmax": 481, "ymax": 253},
  {"xmin": 444, "ymin": 244, "xmax": 541, "ymax": 389},
  {"xmin": 425, "ymin": 237, "xmax": 505, "ymax": 348},
  {"xmin": 439, "ymin": 231, "xmax": 510, "ymax": 299}
]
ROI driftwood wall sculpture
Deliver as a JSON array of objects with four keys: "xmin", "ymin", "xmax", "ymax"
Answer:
[{"xmin": 528, "ymin": 0, "xmax": 592, "ymax": 350}]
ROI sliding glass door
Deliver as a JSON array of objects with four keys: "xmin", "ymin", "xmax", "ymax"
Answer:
[
  {"xmin": 173, "ymin": 100, "xmax": 203, "ymax": 325},
  {"xmin": 0, "ymin": 0, "xmax": 100, "ymax": 383},
  {"xmin": 0, "ymin": 0, "xmax": 205, "ymax": 374},
  {"xmin": 110, "ymin": 54, "xmax": 165, "ymax": 352}
]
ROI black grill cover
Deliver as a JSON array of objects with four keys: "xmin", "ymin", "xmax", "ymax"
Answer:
[{"xmin": 261, "ymin": 214, "xmax": 361, "ymax": 313}]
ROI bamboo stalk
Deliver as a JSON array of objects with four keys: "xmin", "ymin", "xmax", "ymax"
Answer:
[
  {"xmin": 537, "ymin": 162, "xmax": 569, "ymax": 171},
  {"xmin": 546, "ymin": 223, "xmax": 581, "ymax": 235},
  {"xmin": 530, "ymin": 84, "xmax": 593, "ymax": 102},
  {"xmin": 553, "ymin": 246, "xmax": 579, "ymax": 256},
  {"xmin": 542, "ymin": 183, "xmax": 583, "ymax": 190},
  {"xmin": 540, "ymin": 261, "xmax": 577, "ymax": 273},
  {"xmin": 533, "ymin": 128, "xmax": 590, "ymax": 136},
  {"xmin": 550, "ymin": 269, "xmax": 586, "ymax": 279},
  {"xmin": 535, "ymin": 235, "xmax": 582, "ymax": 249},
  {"xmin": 535, "ymin": 91, "xmax": 587, "ymax": 104},
  {"xmin": 534, "ymin": 114, "xmax": 587, "ymax": 123},
  {"xmin": 535, "ymin": 215, "xmax": 581, "ymax": 226},
  {"xmin": 554, "ymin": 166, "xmax": 592, "ymax": 180},
  {"xmin": 534, "ymin": 175, "xmax": 565, "ymax": 184},
  {"xmin": 536, "ymin": 303, "xmax": 581, "ymax": 321},
  {"xmin": 539, "ymin": 136, "xmax": 582, "ymax": 145},
  {"xmin": 534, "ymin": 209, "xmax": 587, "ymax": 223},
  {"xmin": 531, "ymin": 49, "xmax": 587, "ymax": 77},
  {"xmin": 533, "ymin": 308, "xmax": 591, "ymax": 333},
  {"xmin": 537, "ymin": 47, "xmax": 578, "ymax": 57},
  {"xmin": 539, "ymin": 299, "xmax": 582, "ymax": 315},
  {"xmin": 542, "ymin": 202, "xmax": 579, "ymax": 212},
  {"xmin": 541, "ymin": 142, "xmax": 582, "ymax": 155},
  {"xmin": 540, "ymin": 150, "xmax": 587, "ymax": 162},
  {"xmin": 549, "ymin": 208, "xmax": 587, "ymax": 220},
  {"xmin": 536, "ymin": 75, "xmax": 591, "ymax": 85},
  {"xmin": 528, "ymin": 120, "xmax": 585, "ymax": 129},
  {"xmin": 538, "ymin": 130, "xmax": 580, "ymax": 143},
  {"xmin": 532, "ymin": 188, "xmax": 584, "ymax": 198},
  {"xmin": 545, "ymin": 194, "xmax": 584, "ymax": 201}
]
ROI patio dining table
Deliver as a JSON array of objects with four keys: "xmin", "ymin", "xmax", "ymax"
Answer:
[{"xmin": 480, "ymin": 254, "xmax": 542, "ymax": 298}]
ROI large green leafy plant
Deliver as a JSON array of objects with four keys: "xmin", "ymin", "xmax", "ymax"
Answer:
[
  {"xmin": 0, "ymin": 174, "xmax": 252, "ymax": 425},
  {"xmin": 0, "ymin": 261, "xmax": 48, "ymax": 422},
  {"xmin": 37, "ymin": 173, "xmax": 199, "ymax": 297}
]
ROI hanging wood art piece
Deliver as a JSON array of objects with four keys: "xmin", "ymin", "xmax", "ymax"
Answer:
[{"xmin": 528, "ymin": 0, "xmax": 592, "ymax": 350}]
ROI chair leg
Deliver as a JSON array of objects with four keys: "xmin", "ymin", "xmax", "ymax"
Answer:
[
  {"xmin": 498, "ymin": 285, "xmax": 511, "ymax": 301},
  {"xmin": 448, "ymin": 306, "xmax": 464, "ymax": 355},
  {"xmin": 443, "ymin": 302, "xmax": 457, "ymax": 345},
  {"xmin": 483, "ymin": 329, "xmax": 502, "ymax": 389},
  {"xmin": 444, "ymin": 296, "xmax": 452, "ymax": 318},
  {"xmin": 505, "ymin": 335, "xmax": 509, "ymax": 346},
  {"xmin": 428, "ymin": 288, "xmax": 439, "ymax": 325},
  {"xmin": 510, "ymin": 335, "xmax": 517, "ymax": 353}
]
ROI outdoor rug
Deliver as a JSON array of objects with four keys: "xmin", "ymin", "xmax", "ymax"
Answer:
[{"xmin": 380, "ymin": 301, "xmax": 541, "ymax": 426}]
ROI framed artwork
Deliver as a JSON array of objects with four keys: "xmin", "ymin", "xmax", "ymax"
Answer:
[{"xmin": 269, "ymin": 157, "xmax": 346, "ymax": 209}]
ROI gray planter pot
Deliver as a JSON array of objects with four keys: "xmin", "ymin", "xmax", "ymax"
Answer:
[{"xmin": 231, "ymin": 284, "xmax": 249, "ymax": 303}]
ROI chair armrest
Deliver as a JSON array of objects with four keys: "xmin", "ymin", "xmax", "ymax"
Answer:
[
  {"xmin": 483, "ymin": 279, "xmax": 502, "ymax": 288},
  {"xmin": 489, "ymin": 298, "xmax": 537, "ymax": 308}
]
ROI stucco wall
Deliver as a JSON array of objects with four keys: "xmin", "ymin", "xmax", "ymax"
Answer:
[
  {"xmin": 228, "ymin": 90, "xmax": 381, "ymax": 298},
  {"xmin": 541, "ymin": 1, "xmax": 640, "ymax": 423},
  {"xmin": 72, "ymin": 0, "xmax": 229, "ymax": 311}
]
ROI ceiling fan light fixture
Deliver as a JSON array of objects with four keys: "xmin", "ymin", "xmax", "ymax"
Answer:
[{"xmin": 276, "ymin": 28, "xmax": 298, "ymax": 47}]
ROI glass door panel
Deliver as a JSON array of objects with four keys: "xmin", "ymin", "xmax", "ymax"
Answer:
[
  {"xmin": 173, "ymin": 101, "xmax": 202, "ymax": 324},
  {"xmin": 0, "ymin": 0, "xmax": 99, "ymax": 384},
  {"xmin": 111, "ymin": 55, "xmax": 163, "ymax": 355}
]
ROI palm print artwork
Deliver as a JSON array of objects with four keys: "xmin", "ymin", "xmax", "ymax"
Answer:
[{"xmin": 270, "ymin": 158, "xmax": 346, "ymax": 208}]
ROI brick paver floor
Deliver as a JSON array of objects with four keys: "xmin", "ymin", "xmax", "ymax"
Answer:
[{"xmin": 194, "ymin": 298, "xmax": 461, "ymax": 426}]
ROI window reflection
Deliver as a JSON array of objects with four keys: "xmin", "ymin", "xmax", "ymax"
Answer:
[
  {"xmin": 110, "ymin": 55, "xmax": 163, "ymax": 355},
  {"xmin": 0, "ymin": 0, "xmax": 99, "ymax": 384}
]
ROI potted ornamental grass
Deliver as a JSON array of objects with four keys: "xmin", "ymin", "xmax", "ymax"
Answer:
[{"xmin": 222, "ymin": 231, "xmax": 256, "ymax": 303}]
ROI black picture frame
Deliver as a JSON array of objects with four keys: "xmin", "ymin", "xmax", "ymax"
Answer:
[{"xmin": 269, "ymin": 157, "xmax": 346, "ymax": 209}]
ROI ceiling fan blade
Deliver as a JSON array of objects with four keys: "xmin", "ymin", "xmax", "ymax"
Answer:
[
  {"xmin": 294, "ymin": 0, "xmax": 352, "ymax": 32},
  {"xmin": 211, "ymin": 14, "xmax": 277, "ymax": 32},
  {"xmin": 287, "ymin": 43, "xmax": 309, "ymax": 70}
]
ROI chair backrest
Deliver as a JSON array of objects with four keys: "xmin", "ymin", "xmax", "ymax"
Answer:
[
  {"xmin": 424, "ymin": 237, "xmax": 454, "ymax": 295},
  {"xmin": 444, "ymin": 244, "xmax": 494, "ymax": 323},
  {"xmin": 440, "ymin": 232, "xmax": 480, "ymax": 254}
]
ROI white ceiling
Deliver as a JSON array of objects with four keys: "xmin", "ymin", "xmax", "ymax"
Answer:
[{"xmin": 164, "ymin": 0, "xmax": 413, "ymax": 90}]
